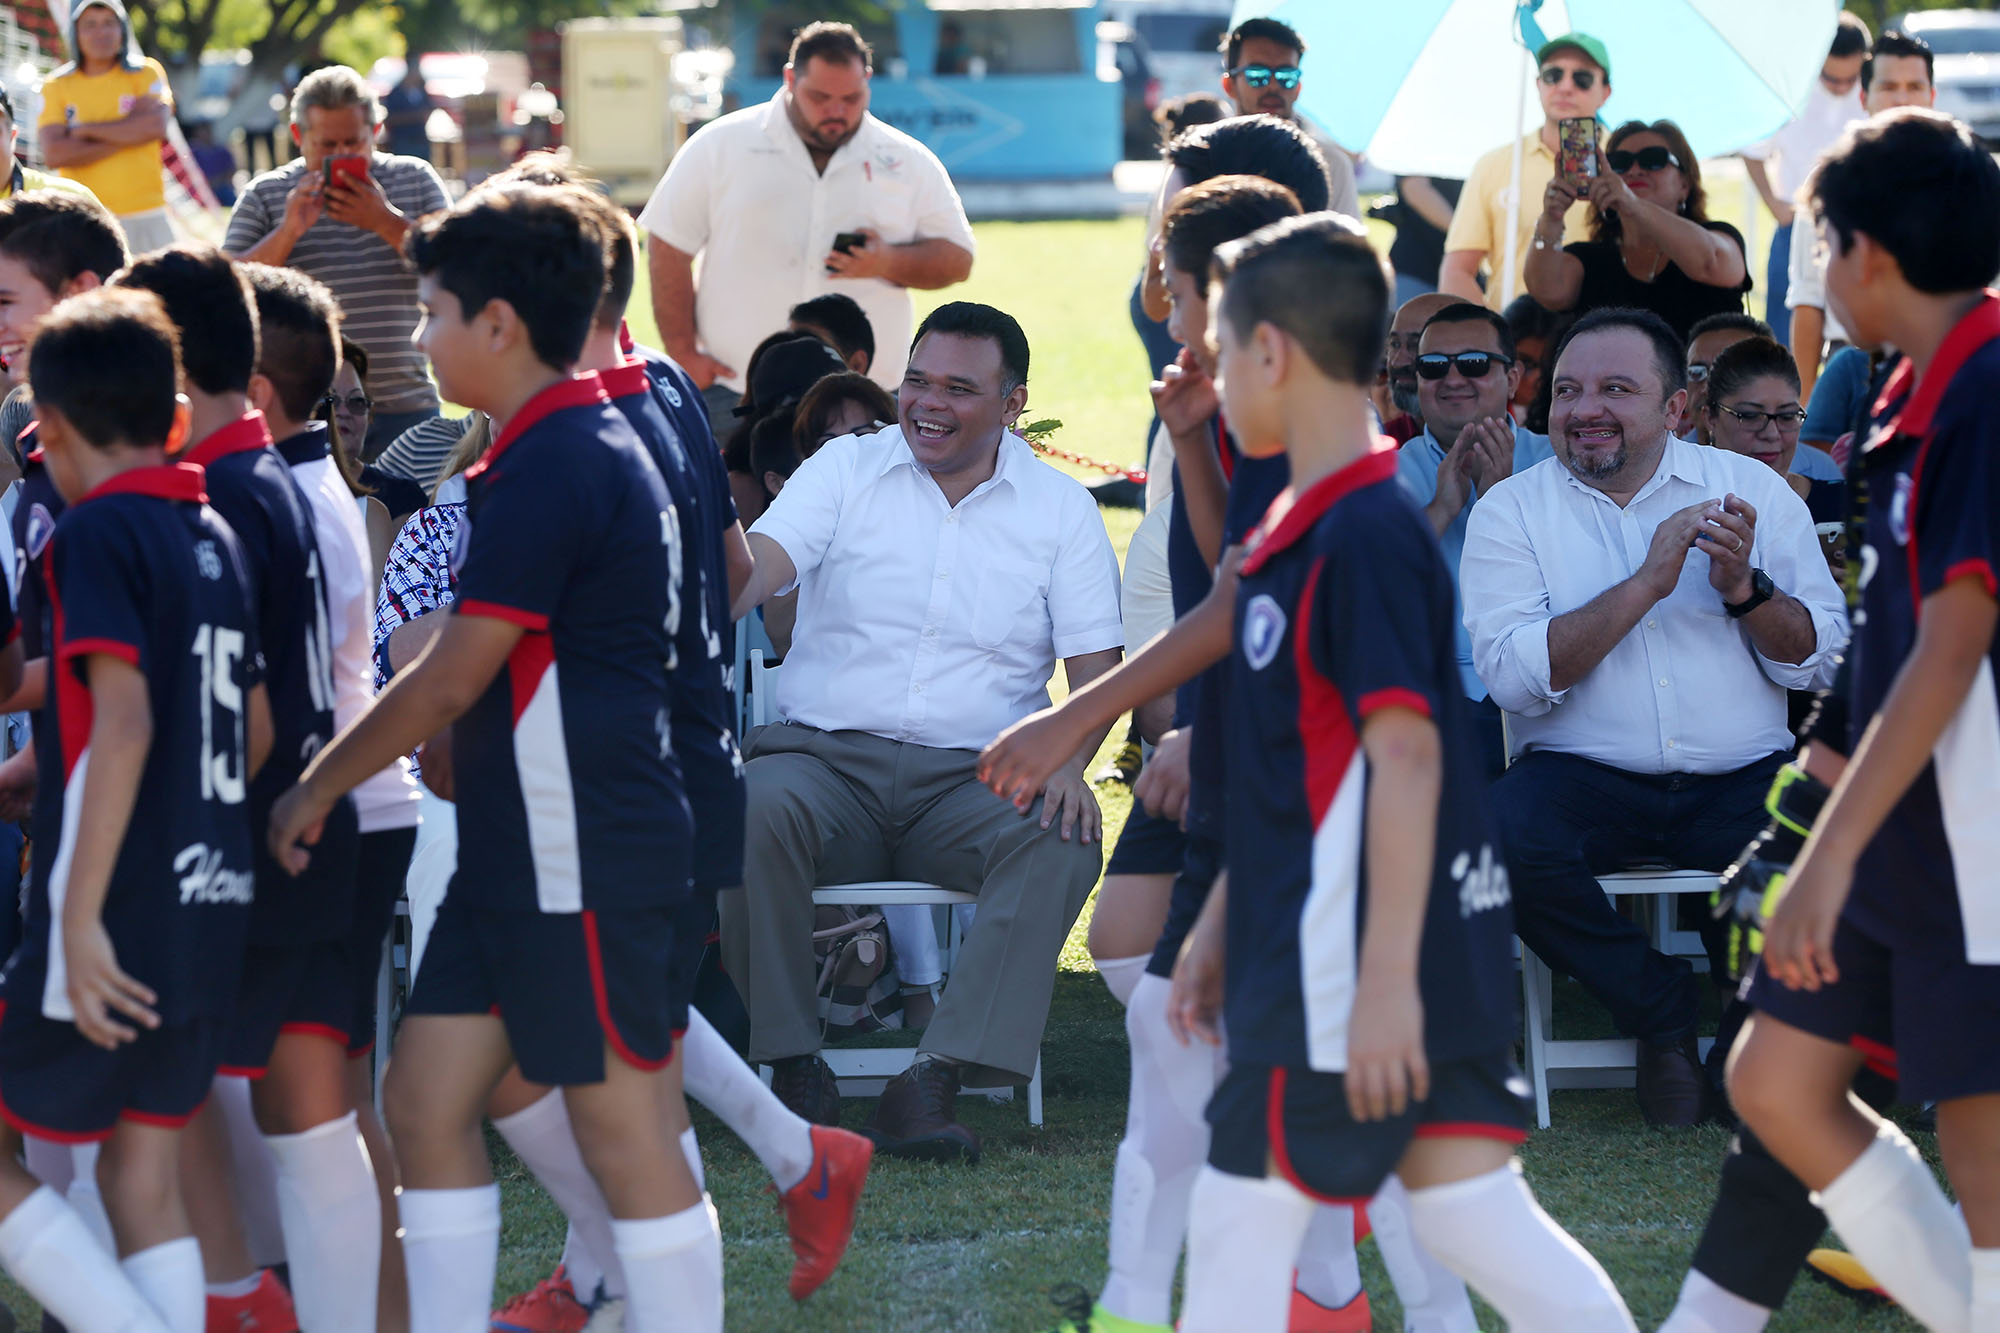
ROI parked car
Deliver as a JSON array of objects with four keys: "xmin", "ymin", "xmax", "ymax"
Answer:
[
  {"xmin": 1097, "ymin": 20, "xmax": 1160, "ymax": 160},
  {"xmin": 1898, "ymin": 9, "xmax": 2000, "ymax": 144}
]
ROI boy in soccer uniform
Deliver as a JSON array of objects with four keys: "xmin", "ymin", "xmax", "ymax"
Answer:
[
  {"xmin": 113, "ymin": 245, "xmax": 377, "ymax": 1331},
  {"xmin": 1729, "ymin": 109, "xmax": 2000, "ymax": 1332},
  {"xmin": 1171, "ymin": 214, "xmax": 1636, "ymax": 1333},
  {"xmin": 0, "ymin": 287, "xmax": 266, "ymax": 1332},
  {"xmin": 268, "ymin": 185, "xmax": 719, "ymax": 1333}
]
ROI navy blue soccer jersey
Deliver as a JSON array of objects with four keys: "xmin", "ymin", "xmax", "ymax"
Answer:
[
  {"xmin": 13, "ymin": 442, "xmax": 62, "ymax": 662},
  {"xmin": 633, "ymin": 344, "xmax": 738, "ymax": 653},
  {"xmin": 11, "ymin": 463, "xmax": 259, "ymax": 1025},
  {"xmin": 1845, "ymin": 295, "xmax": 2000, "ymax": 961},
  {"xmin": 451, "ymin": 375, "xmax": 693, "ymax": 915},
  {"xmin": 1223, "ymin": 447, "xmax": 1516, "ymax": 1072},
  {"xmin": 599, "ymin": 358, "xmax": 743, "ymax": 890},
  {"xmin": 184, "ymin": 414, "xmax": 354, "ymax": 943}
]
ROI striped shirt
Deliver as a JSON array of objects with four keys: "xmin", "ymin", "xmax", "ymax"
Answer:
[
  {"xmin": 373, "ymin": 411, "xmax": 471, "ymax": 495},
  {"xmin": 223, "ymin": 153, "xmax": 449, "ymax": 415}
]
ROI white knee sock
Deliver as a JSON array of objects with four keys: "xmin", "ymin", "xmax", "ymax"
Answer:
[
  {"xmin": 1972, "ymin": 1248, "xmax": 2000, "ymax": 1331},
  {"xmin": 1094, "ymin": 953, "xmax": 1148, "ymax": 1008},
  {"xmin": 69, "ymin": 1142, "xmax": 116, "ymax": 1254},
  {"xmin": 121, "ymin": 1236, "xmax": 204, "ymax": 1333},
  {"xmin": 24, "ymin": 1135, "xmax": 73, "ymax": 1194},
  {"xmin": 1657, "ymin": 1268, "xmax": 1772, "ymax": 1333},
  {"xmin": 1814, "ymin": 1122, "xmax": 1970, "ymax": 1333},
  {"xmin": 0, "ymin": 1186, "xmax": 169, "ymax": 1332},
  {"xmin": 611, "ymin": 1200, "xmax": 723, "ymax": 1333},
  {"xmin": 679, "ymin": 1126, "xmax": 705, "ymax": 1192},
  {"xmin": 680, "ymin": 1009, "xmax": 814, "ymax": 1192},
  {"xmin": 1369, "ymin": 1175, "xmax": 1478, "ymax": 1333},
  {"xmin": 264, "ymin": 1110, "xmax": 380, "ymax": 1333},
  {"xmin": 1294, "ymin": 1204, "xmax": 1361, "ymax": 1309},
  {"xmin": 1098, "ymin": 972, "xmax": 1220, "ymax": 1326},
  {"xmin": 1406, "ymin": 1163, "xmax": 1637, "ymax": 1332},
  {"xmin": 492, "ymin": 1090, "xmax": 625, "ymax": 1301},
  {"xmin": 214, "ymin": 1075, "xmax": 285, "ymax": 1269},
  {"xmin": 398, "ymin": 1185, "xmax": 500, "ymax": 1333},
  {"xmin": 559, "ymin": 1224, "xmax": 607, "ymax": 1306},
  {"xmin": 1181, "ymin": 1167, "xmax": 1314, "ymax": 1333}
]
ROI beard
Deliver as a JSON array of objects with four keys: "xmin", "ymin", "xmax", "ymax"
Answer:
[
  {"xmin": 1390, "ymin": 378, "xmax": 1420, "ymax": 415},
  {"xmin": 1565, "ymin": 435, "xmax": 1629, "ymax": 480},
  {"xmin": 799, "ymin": 118, "xmax": 861, "ymax": 155}
]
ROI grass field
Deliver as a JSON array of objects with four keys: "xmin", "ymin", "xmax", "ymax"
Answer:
[{"xmin": 0, "ymin": 217, "xmax": 1921, "ymax": 1331}]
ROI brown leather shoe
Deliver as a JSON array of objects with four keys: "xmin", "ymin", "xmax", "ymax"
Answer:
[
  {"xmin": 1636, "ymin": 1034, "xmax": 1708, "ymax": 1127},
  {"xmin": 771, "ymin": 1054, "xmax": 843, "ymax": 1127},
  {"xmin": 864, "ymin": 1058, "xmax": 982, "ymax": 1163}
]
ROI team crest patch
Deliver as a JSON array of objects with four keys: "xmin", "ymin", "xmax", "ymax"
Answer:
[
  {"xmin": 1888, "ymin": 472, "xmax": 1914, "ymax": 548},
  {"xmin": 23, "ymin": 503, "xmax": 53, "ymax": 560},
  {"xmin": 1243, "ymin": 594, "xmax": 1287, "ymax": 671}
]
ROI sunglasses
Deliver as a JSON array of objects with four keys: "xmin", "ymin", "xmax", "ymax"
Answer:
[
  {"xmin": 1228, "ymin": 63, "xmax": 1301, "ymax": 90},
  {"xmin": 322, "ymin": 392, "xmax": 373, "ymax": 414},
  {"xmin": 1414, "ymin": 351, "xmax": 1513, "ymax": 380},
  {"xmin": 1686, "ymin": 363, "xmax": 1712, "ymax": 383},
  {"xmin": 1539, "ymin": 66, "xmax": 1598, "ymax": 91},
  {"xmin": 1715, "ymin": 403, "xmax": 1805, "ymax": 431},
  {"xmin": 1607, "ymin": 145, "xmax": 1682, "ymax": 174}
]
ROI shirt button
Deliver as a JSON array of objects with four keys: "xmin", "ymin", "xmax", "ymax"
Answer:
[
  {"xmin": 1658, "ymin": 678, "xmax": 1669, "ymax": 688},
  {"xmin": 1667, "ymin": 739, "xmax": 1678, "ymax": 748},
  {"xmin": 912, "ymin": 682, "xmax": 925, "ymax": 693},
  {"xmin": 946, "ymin": 513, "xmax": 958, "ymax": 524},
  {"xmin": 1646, "ymin": 619, "xmax": 1658, "ymax": 629},
  {"xmin": 924, "ymin": 627, "xmax": 938, "ymax": 638},
  {"xmin": 936, "ymin": 569, "xmax": 950, "ymax": 579}
]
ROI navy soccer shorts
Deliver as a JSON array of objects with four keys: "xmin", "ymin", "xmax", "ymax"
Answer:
[
  {"xmin": 1105, "ymin": 799, "xmax": 1189, "ymax": 879},
  {"xmin": 406, "ymin": 894, "xmax": 680, "ymax": 1087},
  {"xmin": 346, "ymin": 826, "xmax": 418, "ymax": 1058},
  {"xmin": 221, "ymin": 941, "xmax": 357, "ymax": 1076},
  {"xmin": 662, "ymin": 886, "xmax": 715, "ymax": 1036},
  {"xmin": 1207, "ymin": 1049, "xmax": 1530, "ymax": 1201},
  {"xmin": 1147, "ymin": 832, "xmax": 1223, "ymax": 979},
  {"xmin": 0, "ymin": 1000, "xmax": 223, "ymax": 1141}
]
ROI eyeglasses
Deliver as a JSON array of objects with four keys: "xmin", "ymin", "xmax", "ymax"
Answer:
[
  {"xmin": 1414, "ymin": 351, "xmax": 1513, "ymax": 380},
  {"xmin": 1539, "ymin": 65, "xmax": 1599, "ymax": 91},
  {"xmin": 1607, "ymin": 145, "xmax": 1681, "ymax": 174},
  {"xmin": 1228, "ymin": 63, "xmax": 1301, "ymax": 90},
  {"xmin": 322, "ymin": 392, "xmax": 372, "ymax": 415},
  {"xmin": 1715, "ymin": 402, "xmax": 1806, "ymax": 431}
]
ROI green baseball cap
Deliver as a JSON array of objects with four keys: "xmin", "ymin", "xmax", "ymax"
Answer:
[{"xmin": 1536, "ymin": 31, "xmax": 1611, "ymax": 82}]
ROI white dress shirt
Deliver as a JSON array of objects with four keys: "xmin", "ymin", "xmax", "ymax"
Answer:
[
  {"xmin": 1741, "ymin": 82, "xmax": 1867, "ymax": 203},
  {"xmin": 749, "ymin": 424, "xmax": 1124, "ymax": 752},
  {"xmin": 1462, "ymin": 435, "xmax": 1848, "ymax": 774},
  {"xmin": 638, "ymin": 93, "xmax": 977, "ymax": 395},
  {"xmin": 1787, "ymin": 214, "xmax": 1850, "ymax": 343}
]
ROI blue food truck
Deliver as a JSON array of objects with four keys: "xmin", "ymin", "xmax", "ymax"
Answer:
[{"xmin": 723, "ymin": 1, "xmax": 1121, "ymax": 180}]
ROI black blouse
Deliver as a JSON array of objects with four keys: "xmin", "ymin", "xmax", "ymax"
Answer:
[{"xmin": 1562, "ymin": 219, "xmax": 1753, "ymax": 341}]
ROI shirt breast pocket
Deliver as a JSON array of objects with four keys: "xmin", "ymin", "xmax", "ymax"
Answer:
[{"xmin": 971, "ymin": 558, "xmax": 1048, "ymax": 652}]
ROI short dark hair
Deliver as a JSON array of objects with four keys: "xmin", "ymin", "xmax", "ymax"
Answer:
[
  {"xmin": 795, "ymin": 371, "xmax": 895, "ymax": 453},
  {"xmin": 1552, "ymin": 307, "xmax": 1687, "ymax": 398},
  {"xmin": 1863, "ymin": 30, "xmax": 1934, "ymax": 91},
  {"xmin": 487, "ymin": 155, "xmax": 633, "ymax": 331},
  {"xmin": 340, "ymin": 335, "xmax": 368, "ymax": 382},
  {"xmin": 789, "ymin": 21, "xmax": 872, "ymax": 72},
  {"xmin": 1705, "ymin": 336, "xmax": 1800, "ymax": 412},
  {"xmin": 0, "ymin": 190, "xmax": 128, "ymax": 298},
  {"xmin": 789, "ymin": 293, "xmax": 875, "ymax": 370},
  {"xmin": 1808, "ymin": 109, "xmax": 2000, "ymax": 295},
  {"xmin": 910, "ymin": 302, "xmax": 1030, "ymax": 392},
  {"xmin": 29, "ymin": 287, "xmax": 180, "ymax": 450},
  {"xmin": 1686, "ymin": 311, "xmax": 1772, "ymax": 346},
  {"xmin": 1155, "ymin": 91, "xmax": 1228, "ymax": 141},
  {"xmin": 406, "ymin": 185, "xmax": 604, "ymax": 372},
  {"xmin": 241, "ymin": 262, "xmax": 340, "ymax": 425},
  {"xmin": 1161, "ymin": 174, "xmax": 1302, "ymax": 282},
  {"xmin": 1420, "ymin": 303, "xmax": 1515, "ymax": 361},
  {"xmin": 1831, "ymin": 11, "xmax": 1872, "ymax": 59},
  {"xmin": 1221, "ymin": 17, "xmax": 1305, "ymax": 69},
  {"xmin": 1212, "ymin": 213, "xmax": 1386, "ymax": 387},
  {"xmin": 751, "ymin": 410, "xmax": 800, "ymax": 494},
  {"xmin": 1502, "ymin": 293, "xmax": 1571, "ymax": 345},
  {"xmin": 112, "ymin": 243, "xmax": 258, "ymax": 396},
  {"xmin": 1165, "ymin": 115, "xmax": 1331, "ymax": 214}
]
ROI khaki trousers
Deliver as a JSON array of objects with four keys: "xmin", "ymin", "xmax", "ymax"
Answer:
[{"xmin": 720, "ymin": 723, "xmax": 1101, "ymax": 1085}]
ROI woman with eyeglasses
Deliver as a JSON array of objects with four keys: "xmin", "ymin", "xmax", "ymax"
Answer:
[
  {"xmin": 1525, "ymin": 118, "xmax": 1752, "ymax": 341},
  {"xmin": 1703, "ymin": 337, "xmax": 1845, "ymax": 575}
]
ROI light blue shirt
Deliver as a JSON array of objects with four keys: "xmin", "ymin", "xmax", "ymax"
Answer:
[
  {"xmin": 1396, "ymin": 421, "xmax": 1555, "ymax": 700},
  {"xmin": 1790, "ymin": 443, "xmax": 1841, "ymax": 482}
]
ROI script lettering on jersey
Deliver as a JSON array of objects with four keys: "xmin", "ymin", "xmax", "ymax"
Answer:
[
  {"xmin": 661, "ymin": 506, "xmax": 684, "ymax": 669},
  {"xmin": 1451, "ymin": 843, "xmax": 1511, "ymax": 919},
  {"xmin": 174, "ymin": 841, "xmax": 254, "ymax": 905}
]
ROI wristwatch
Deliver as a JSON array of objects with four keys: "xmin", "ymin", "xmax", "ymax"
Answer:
[{"xmin": 1725, "ymin": 568, "xmax": 1776, "ymax": 619}]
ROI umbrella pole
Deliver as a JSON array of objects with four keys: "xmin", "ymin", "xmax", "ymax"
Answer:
[{"xmin": 1500, "ymin": 37, "xmax": 1533, "ymax": 307}]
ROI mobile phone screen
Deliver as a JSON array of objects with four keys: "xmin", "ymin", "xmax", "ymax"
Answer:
[{"xmin": 1558, "ymin": 118, "xmax": 1599, "ymax": 182}]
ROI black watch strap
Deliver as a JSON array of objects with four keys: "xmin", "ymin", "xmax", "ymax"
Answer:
[{"xmin": 1726, "ymin": 568, "xmax": 1775, "ymax": 619}]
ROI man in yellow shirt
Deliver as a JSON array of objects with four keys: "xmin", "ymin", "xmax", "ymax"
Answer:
[
  {"xmin": 35, "ymin": 0, "xmax": 173, "ymax": 253},
  {"xmin": 1440, "ymin": 33, "xmax": 1608, "ymax": 311}
]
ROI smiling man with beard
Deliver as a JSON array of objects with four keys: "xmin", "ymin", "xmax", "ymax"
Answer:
[
  {"xmin": 1458, "ymin": 307, "xmax": 1846, "ymax": 1126},
  {"xmin": 726, "ymin": 302, "xmax": 1123, "ymax": 1161}
]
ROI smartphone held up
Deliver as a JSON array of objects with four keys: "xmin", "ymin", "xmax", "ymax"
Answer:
[
  {"xmin": 1558, "ymin": 117, "xmax": 1599, "ymax": 185},
  {"xmin": 323, "ymin": 153, "xmax": 371, "ymax": 190}
]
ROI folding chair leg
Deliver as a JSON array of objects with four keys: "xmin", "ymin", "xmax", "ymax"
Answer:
[
  {"xmin": 373, "ymin": 935, "xmax": 394, "ymax": 1113},
  {"xmin": 1521, "ymin": 949, "xmax": 1554, "ymax": 1130},
  {"xmin": 1028, "ymin": 1055, "xmax": 1043, "ymax": 1128}
]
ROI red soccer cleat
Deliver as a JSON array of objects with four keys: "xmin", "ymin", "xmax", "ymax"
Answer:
[
  {"xmin": 204, "ymin": 1269, "xmax": 298, "ymax": 1333},
  {"xmin": 490, "ymin": 1264, "xmax": 590, "ymax": 1333},
  {"xmin": 778, "ymin": 1124, "xmax": 874, "ymax": 1300},
  {"xmin": 1287, "ymin": 1284, "xmax": 1372, "ymax": 1333}
]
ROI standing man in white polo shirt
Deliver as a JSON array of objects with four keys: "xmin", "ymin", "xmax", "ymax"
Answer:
[
  {"xmin": 641, "ymin": 21, "xmax": 976, "ymax": 421},
  {"xmin": 727, "ymin": 302, "xmax": 1123, "ymax": 1162}
]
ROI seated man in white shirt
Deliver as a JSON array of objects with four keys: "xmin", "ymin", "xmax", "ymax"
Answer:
[
  {"xmin": 1462, "ymin": 308, "xmax": 1846, "ymax": 1127},
  {"xmin": 728, "ymin": 302, "xmax": 1124, "ymax": 1161},
  {"xmin": 1395, "ymin": 302, "xmax": 1555, "ymax": 774}
]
